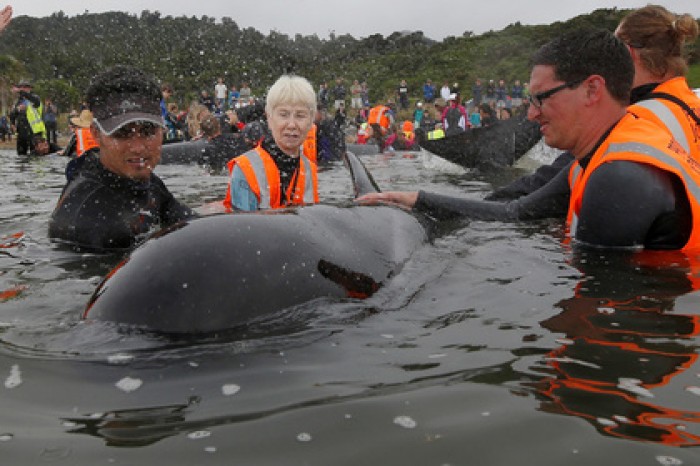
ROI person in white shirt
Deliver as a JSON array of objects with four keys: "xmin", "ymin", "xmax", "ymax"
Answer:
[{"xmin": 214, "ymin": 77, "xmax": 228, "ymax": 109}]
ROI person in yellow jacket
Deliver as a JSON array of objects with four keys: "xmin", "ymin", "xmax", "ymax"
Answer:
[
  {"xmin": 224, "ymin": 75, "xmax": 318, "ymax": 211},
  {"xmin": 9, "ymin": 80, "xmax": 44, "ymax": 155},
  {"xmin": 615, "ymin": 5, "xmax": 700, "ymax": 162}
]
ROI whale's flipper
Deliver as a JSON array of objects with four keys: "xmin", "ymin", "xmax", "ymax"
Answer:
[{"xmin": 344, "ymin": 151, "xmax": 381, "ymax": 197}]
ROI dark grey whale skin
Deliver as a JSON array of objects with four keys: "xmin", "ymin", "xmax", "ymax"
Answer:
[
  {"xmin": 83, "ymin": 152, "xmax": 429, "ymax": 334},
  {"xmin": 417, "ymin": 113, "xmax": 542, "ymax": 170}
]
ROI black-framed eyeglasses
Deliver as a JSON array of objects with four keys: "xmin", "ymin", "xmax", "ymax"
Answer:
[{"xmin": 528, "ymin": 78, "xmax": 585, "ymax": 109}]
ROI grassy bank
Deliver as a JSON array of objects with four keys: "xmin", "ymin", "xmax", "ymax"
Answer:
[{"xmin": 687, "ymin": 63, "xmax": 700, "ymax": 89}]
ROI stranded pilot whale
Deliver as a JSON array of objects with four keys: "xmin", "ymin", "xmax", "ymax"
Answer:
[{"xmin": 83, "ymin": 152, "xmax": 429, "ymax": 334}]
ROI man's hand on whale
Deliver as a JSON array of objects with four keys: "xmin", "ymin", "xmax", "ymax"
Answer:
[{"xmin": 356, "ymin": 191, "xmax": 418, "ymax": 210}]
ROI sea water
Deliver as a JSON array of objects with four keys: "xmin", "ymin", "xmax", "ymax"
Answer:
[{"xmin": 0, "ymin": 146, "xmax": 699, "ymax": 465}]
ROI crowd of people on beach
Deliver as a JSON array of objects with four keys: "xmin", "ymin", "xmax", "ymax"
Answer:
[
  {"xmin": 3, "ymin": 4, "xmax": 700, "ymax": 257},
  {"xmin": 151, "ymin": 71, "xmax": 530, "ymax": 155}
]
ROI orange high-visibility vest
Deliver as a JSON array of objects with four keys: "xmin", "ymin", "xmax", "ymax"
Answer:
[
  {"xmin": 223, "ymin": 145, "xmax": 318, "ymax": 209},
  {"xmin": 368, "ymin": 105, "xmax": 390, "ymax": 129},
  {"xmin": 567, "ymin": 112, "xmax": 700, "ymax": 251},
  {"xmin": 303, "ymin": 124, "xmax": 317, "ymax": 163},
  {"xmin": 628, "ymin": 77, "xmax": 700, "ymax": 161},
  {"xmin": 75, "ymin": 127, "xmax": 98, "ymax": 157}
]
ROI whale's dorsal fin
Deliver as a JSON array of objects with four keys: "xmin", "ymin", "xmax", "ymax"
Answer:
[{"xmin": 344, "ymin": 151, "xmax": 381, "ymax": 197}]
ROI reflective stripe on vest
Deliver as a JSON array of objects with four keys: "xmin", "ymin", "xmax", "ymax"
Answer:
[
  {"xmin": 568, "ymin": 163, "xmax": 583, "ymax": 234},
  {"xmin": 26, "ymin": 102, "xmax": 46, "ymax": 136},
  {"xmin": 303, "ymin": 124, "xmax": 317, "ymax": 163},
  {"xmin": 297, "ymin": 155, "xmax": 317, "ymax": 204},
  {"xmin": 368, "ymin": 106, "xmax": 390, "ymax": 128},
  {"xmin": 634, "ymin": 100, "xmax": 690, "ymax": 153},
  {"xmin": 76, "ymin": 128, "xmax": 98, "ymax": 156},
  {"xmin": 570, "ymin": 140, "xmax": 700, "ymax": 248},
  {"xmin": 241, "ymin": 147, "xmax": 317, "ymax": 209},
  {"xmin": 605, "ymin": 141, "xmax": 700, "ymax": 203},
  {"xmin": 246, "ymin": 149, "xmax": 276, "ymax": 209},
  {"xmin": 427, "ymin": 129, "xmax": 444, "ymax": 140}
]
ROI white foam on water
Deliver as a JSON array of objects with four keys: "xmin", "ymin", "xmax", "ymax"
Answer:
[
  {"xmin": 187, "ymin": 430, "xmax": 211, "ymax": 440},
  {"xmin": 656, "ymin": 455, "xmax": 683, "ymax": 466},
  {"xmin": 115, "ymin": 376, "xmax": 142, "ymax": 393},
  {"xmin": 222, "ymin": 383, "xmax": 241, "ymax": 396},
  {"xmin": 4, "ymin": 364, "xmax": 21, "ymax": 389},
  {"xmin": 617, "ymin": 378, "xmax": 654, "ymax": 398},
  {"xmin": 394, "ymin": 415, "xmax": 417, "ymax": 429},
  {"xmin": 685, "ymin": 386, "xmax": 700, "ymax": 396},
  {"xmin": 107, "ymin": 353, "xmax": 134, "ymax": 365},
  {"xmin": 515, "ymin": 138, "xmax": 560, "ymax": 169},
  {"xmin": 419, "ymin": 150, "xmax": 468, "ymax": 175}
]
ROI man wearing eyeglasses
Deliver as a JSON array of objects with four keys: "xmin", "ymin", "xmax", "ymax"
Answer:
[
  {"xmin": 49, "ymin": 65, "xmax": 196, "ymax": 252},
  {"xmin": 358, "ymin": 29, "xmax": 700, "ymax": 250}
]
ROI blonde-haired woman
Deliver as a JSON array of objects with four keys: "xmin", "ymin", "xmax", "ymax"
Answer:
[
  {"xmin": 616, "ymin": 4, "xmax": 700, "ymax": 160},
  {"xmin": 186, "ymin": 102, "xmax": 211, "ymax": 140}
]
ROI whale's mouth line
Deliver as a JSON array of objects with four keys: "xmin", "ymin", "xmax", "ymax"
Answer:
[{"xmin": 317, "ymin": 258, "xmax": 381, "ymax": 298}]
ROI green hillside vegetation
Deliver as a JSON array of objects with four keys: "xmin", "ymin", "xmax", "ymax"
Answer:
[
  {"xmin": 688, "ymin": 63, "xmax": 700, "ymax": 87},
  {"xmin": 0, "ymin": 8, "xmax": 698, "ymax": 112}
]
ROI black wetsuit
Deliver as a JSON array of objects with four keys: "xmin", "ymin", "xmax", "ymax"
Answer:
[
  {"xmin": 316, "ymin": 119, "xmax": 346, "ymax": 162},
  {"xmin": 482, "ymin": 83, "xmax": 670, "ymax": 202},
  {"xmin": 199, "ymin": 134, "xmax": 251, "ymax": 173},
  {"xmin": 49, "ymin": 150, "xmax": 196, "ymax": 252},
  {"xmin": 30, "ymin": 141, "xmax": 62, "ymax": 156},
  {"xmin": 485, "ymin": 151, "xmax": 575, "ymax": 201},
  {"xmin": 415, "ymin": 161, "xmax": 571, "ymax": 222},
  {"xmin": 9, "ymin": 91, "xmax": 41, "ymax": 156}
]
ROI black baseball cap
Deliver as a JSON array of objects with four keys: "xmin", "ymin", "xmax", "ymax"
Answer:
[{"xmin": 87, "ymin": 65, "xmax": 165, "ymax": 136}]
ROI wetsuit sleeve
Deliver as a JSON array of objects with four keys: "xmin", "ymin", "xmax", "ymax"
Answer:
[
  {"xmin": 229, "ymin": 165, "xmax": 259, "ymax": 211},
  {"xmin": 413, "ymin": 163, "xmax": 571, "ymax": 221},
  {"xmin": 155, "ymin": 178, "xmax": 197, "ymax": 225},
  {"xmin": 49, "ymin": 171, "xmax": 196, "ymax": 252},
  {"xmin": 48, "ymin": 183, "xmax": 142, "ymax": 252},
  {"xmin": 574, "ymin": 161, "xmax": 689, "ymax": 249},
  {"xmin": 486, "ymin": 151, "xmax": 574, "ymax": 201},
  {"xmin": 27, "ymin": 93, "xmax": 41, "ymax": 109},
  {"xmin": 62, "ymin": 134, "xmax": 77, "ymax": 159}
]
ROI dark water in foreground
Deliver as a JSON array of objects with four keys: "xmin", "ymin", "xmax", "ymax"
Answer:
[{"xmin": 1, "ymin": 147, "xmax": 699, "ymax": 465}]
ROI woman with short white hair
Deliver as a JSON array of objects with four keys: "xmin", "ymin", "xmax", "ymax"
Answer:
[{"xmin": 224, "ymin": 75, "xmax": 318, "ymax": 211}]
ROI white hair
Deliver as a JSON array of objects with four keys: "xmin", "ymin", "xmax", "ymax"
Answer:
[{"xmin": 265, "ymin": 75, "xmax": 316, "ymax": 115}]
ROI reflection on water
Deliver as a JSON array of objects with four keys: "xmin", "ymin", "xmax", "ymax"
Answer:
[
  {"xmin": 64, "ymin": 396, "xmax": 201, "ymax": 447},
  {"xmin": 532, "ymin": 251, "xmax": 700, "ymax": 446}
]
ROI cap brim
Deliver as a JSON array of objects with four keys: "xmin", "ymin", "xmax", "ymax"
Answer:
[{"xmin": 94, "ymin": 112, "xmax": 165, "ymax": 136}]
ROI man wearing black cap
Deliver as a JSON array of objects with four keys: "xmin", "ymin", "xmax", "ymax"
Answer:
[
  {"xmin": 49, "ymin": 65, "xmax": 196, "ymax": 252},
  {"xmin": 9, "ymin": 80, "xmax": 44, "ymax": 155}
]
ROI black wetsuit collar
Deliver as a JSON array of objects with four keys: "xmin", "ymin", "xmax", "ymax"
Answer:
[
  {"xmin": 260, "ymin": 135, "xmax": 300, "ymax": 197},
  {"xmin": 577, "ymin": 121, "xmax": 620, "ymax": 171},
  {"xmin": 630, "ymin": 83, "xmax": 661, "ymax": 105},
  {"xmin": 577, "ymin": 81, "xmax": 660, "ymax": 169}
]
